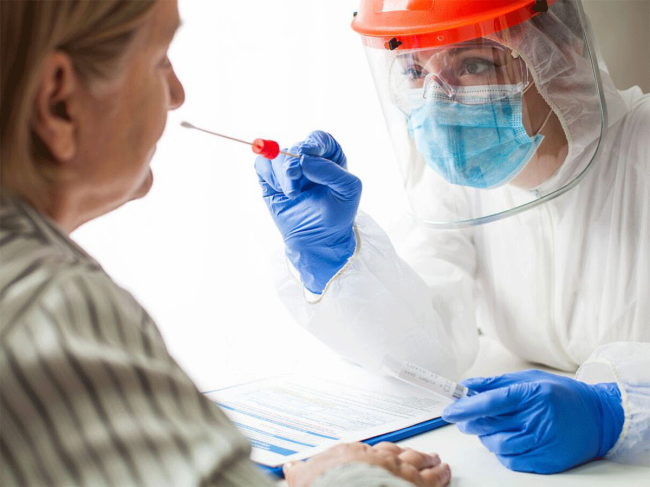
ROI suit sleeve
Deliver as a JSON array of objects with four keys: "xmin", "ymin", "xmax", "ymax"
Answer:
[
  {"xmin": 274, "ymin": 211, "xmax": 480, "ymax": 380},
  {"xmin": 576, "ymin": 342, "xmax": 650, "ymax": 466}
]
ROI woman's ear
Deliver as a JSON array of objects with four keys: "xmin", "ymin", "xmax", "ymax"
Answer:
[{"xmin": 31, "ymin": 51, "xmax": 79, "ymax": 162}]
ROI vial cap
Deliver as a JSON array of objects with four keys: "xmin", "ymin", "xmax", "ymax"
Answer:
[{"xmin": 252, "ymin": 139, "xmax": 280, "ymax": 160}]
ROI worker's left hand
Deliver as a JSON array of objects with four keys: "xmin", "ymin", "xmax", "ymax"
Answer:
[{"xmin": 441, "ymin": 370, "xmax": 624, "ymax": 474}]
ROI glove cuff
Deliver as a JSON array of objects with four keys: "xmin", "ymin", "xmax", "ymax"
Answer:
[
  {"xmin": 285, "ymin": 228, "xmax": 357, "ymax": 294},
  {"xmin": 592, "ymin": 382, "xmax": 625, "ymax": 459}
]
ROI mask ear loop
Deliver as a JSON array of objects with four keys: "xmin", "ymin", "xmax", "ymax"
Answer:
[
  {"xmin": 534, "ymin": 104, "xmax": 554, "ymax": 136},
  {"xmin": 523, "ymin": 82, "xmax": 554, "ymax": 136}
]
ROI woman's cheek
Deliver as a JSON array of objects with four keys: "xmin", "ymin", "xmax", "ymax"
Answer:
[{"xmin": 151, "ymin": 79, "xmax": 171, "ymax": 140}]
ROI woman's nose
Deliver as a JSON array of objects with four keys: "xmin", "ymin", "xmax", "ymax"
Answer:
[{"xmin": 168, "ymin": 68, "xmax": 185, "ymax": 111}]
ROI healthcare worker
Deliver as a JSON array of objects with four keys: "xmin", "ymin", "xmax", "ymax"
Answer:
[{"xmin": 255, "ymin": 0, "xmax": 649, "ymax": 474}]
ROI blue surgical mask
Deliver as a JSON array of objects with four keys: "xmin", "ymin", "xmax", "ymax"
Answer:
[{"xmin": 407, "ymin": 88, "xmax": 544, "ymax": 189}]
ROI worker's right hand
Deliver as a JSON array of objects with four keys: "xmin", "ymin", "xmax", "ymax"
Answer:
[
  {"xmin": 284, "ymin": 442, "xmax": 451, "ymax": 487},
  {"xmin": 255, "ymin": 131, "xmax": 361, "ymax": 294}
]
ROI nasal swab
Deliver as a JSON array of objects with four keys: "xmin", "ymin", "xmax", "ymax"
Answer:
[{"xmin": 181, "ymin": 121, "xmax": 300, "ymax": 160}]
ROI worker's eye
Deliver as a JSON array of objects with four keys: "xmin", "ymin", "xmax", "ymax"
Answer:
[
  {"xmin": 402, "ymin": 64, "xmax": 427, "ymax": 81},
  {"xmin": 459, "ymin": 58, "xmax": 494, "ymax": 76}
]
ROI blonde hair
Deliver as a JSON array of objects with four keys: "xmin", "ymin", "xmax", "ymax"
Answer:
[{"xmin": 0, "ymin": 0, "xmax": 156, "ymax": 197}]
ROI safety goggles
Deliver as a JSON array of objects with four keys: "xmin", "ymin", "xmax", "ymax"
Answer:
[{"xmin": 389, "ymin": 40, "xmax": 530, "ymax": 113}]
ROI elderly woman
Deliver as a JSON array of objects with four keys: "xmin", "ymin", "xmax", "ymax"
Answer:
[{"xmin": 0, "ymin": 1, "xmax": 452, "ymax": 486}]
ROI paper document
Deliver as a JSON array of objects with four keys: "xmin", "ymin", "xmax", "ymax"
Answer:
[{"xmin": 204, "ymin": 372, "xmax": 448, "ymax": 468}]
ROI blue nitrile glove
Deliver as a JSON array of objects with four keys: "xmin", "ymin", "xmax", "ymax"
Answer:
[
  {"xmin": 255, "ymin": 131, "xmax": 361, "ymax": 294},
  {"xmin": 442, "ymin": 370, "xmax": 624, "ymax": 474}
]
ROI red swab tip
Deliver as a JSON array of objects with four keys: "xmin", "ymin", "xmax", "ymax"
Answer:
[{"xmin": 252, "ymin": 138, "xmax": 280, "ymax": 160}]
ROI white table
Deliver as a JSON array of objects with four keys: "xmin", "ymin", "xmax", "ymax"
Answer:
[{"xmin": 274, "ymin": 336, "xmax": 649, "ymax": 486}]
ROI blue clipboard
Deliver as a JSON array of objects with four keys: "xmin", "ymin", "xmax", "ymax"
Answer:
[{"xmin": 256, "ymin": 416, "xmax": 449, "ymax": 478}]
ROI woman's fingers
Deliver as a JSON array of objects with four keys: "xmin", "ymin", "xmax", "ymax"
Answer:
[
  {"xmin": 443, "ymin": 383, "xmax": 532, "ymax": 423},
  {"xmin": 420, "ymin": 463, "xmax": 452, "ymax": 487},
  {"xmin": 283, "ymin": 460, "xmax": 307, "ymax": 486},
  {"xmin": 254, "ymin": 156, "xmax": 282, "ymax": 195},
  {"xmin": 371, "ymin": 442, "xmax": 403, "ymax": 455},
  {"xmin": 456, "ymin": 413, "xmax": 523, "ymax": 436},
  {"xmin": 398, "ymin": 449, "xmax": 441, "ymax": 470}
]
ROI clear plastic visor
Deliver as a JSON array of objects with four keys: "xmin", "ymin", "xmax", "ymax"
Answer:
[{"xmin": 363, "ymin": 6, "xmax": 605, "ymax": 229}]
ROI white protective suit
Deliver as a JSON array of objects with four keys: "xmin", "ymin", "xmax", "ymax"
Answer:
[{"xmin": 274, "ymin": 3, "xmax": 650, "ymax": 467}]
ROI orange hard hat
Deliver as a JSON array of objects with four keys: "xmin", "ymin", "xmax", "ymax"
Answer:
[{"xmin": 352, "ymin": 0, "xmax": 557, "ymax": 50}]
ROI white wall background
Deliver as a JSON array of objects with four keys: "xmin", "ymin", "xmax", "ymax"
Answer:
[
  {"xmin": 73, "ymin": 0, "xmax": 404, "ymax": 392},
  {"xmin": 583, "ymin": 0, "xmax": 650, "ymax": 92},
  {"xmin": 72, "ymin": 0, "xmax": 649, "ymax": 392}
]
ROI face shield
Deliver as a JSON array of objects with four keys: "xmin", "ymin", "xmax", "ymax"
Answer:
[{"xmin": 353, "ymin": 0, "xmax": 607, "ymax": 228}]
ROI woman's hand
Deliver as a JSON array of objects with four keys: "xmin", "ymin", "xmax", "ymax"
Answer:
[{"xmin": 284, "ymin": 442, "xmax": 451, "ymax": 487}]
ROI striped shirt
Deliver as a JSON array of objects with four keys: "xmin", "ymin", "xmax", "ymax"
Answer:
[{"xmin": 0, "ymin": 195, "xmax": 413, "ymax": 487}]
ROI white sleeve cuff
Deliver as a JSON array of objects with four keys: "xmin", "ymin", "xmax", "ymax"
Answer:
[
  {"xmin": 576, "ymin": 342, "xmax": 650, "ymax": 466},
  {"xmin": 285, "ymin": 225, "xmax": 361, "ymax": 304}
]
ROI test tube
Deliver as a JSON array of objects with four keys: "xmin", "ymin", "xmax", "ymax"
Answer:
[{"xmin": 380, "ymin": 355, "xmax": 472, "ymax": 401}]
